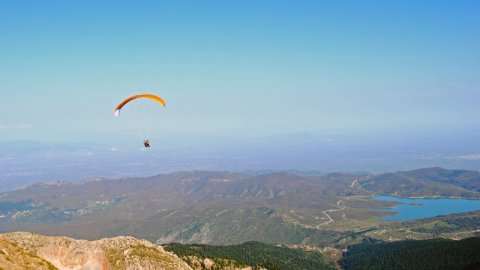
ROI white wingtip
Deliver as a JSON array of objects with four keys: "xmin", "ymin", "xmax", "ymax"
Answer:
[{"xmin": 114, "ymin": 110, "xmax": 120, "ymax": 117}]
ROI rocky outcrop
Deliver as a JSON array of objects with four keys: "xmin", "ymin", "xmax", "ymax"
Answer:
[
  {"xmin": 0, "ymin": 232, "xmax": 191, "ymax": 270},
  {"xmin": 0, "ymin": 237, "xmax": 56, "ymax": 270}
]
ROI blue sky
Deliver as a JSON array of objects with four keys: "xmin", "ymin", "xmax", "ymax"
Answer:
[{"xmin": 1, "ymin": 1, "xmax": 479, "ymax": 145}]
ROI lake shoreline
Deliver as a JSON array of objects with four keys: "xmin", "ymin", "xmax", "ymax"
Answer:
[
  {"xmin": 371, "ymin": 195, "xmax": 480, "ymax": 221},
  {"xmin": 376, "ymin": 194, "xmax": 480, "ymax": 200}
]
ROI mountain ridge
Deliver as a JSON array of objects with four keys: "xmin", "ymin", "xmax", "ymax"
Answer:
[
  {"xmin": 359, "ymin": 167, "xmax": 480, "ymax": 198},
  {"xmin": 0, "ymin": 168, "xmax": 479, "ymax": 249}
]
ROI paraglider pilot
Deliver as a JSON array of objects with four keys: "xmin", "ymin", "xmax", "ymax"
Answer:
[{"xmin": 113, "ymin": 94, "xmax": 165, "ymax": 149}]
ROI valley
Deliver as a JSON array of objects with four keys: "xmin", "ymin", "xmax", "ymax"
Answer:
[{"xmin": 0, "ymin": 168, "xmax": 479, "ymax": 249}]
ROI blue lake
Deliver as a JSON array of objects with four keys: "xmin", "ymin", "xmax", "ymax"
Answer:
[{"xmin": 373, "ymin": 195, "xmax": 480, "ymax": 221}]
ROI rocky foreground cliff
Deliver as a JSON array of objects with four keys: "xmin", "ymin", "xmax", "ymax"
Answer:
[
  {"xmin": 0, "ymin": 231, "xmax": 192, "ymax": 270},
  {"xmin": 0, "ymin": 232, "xmax": 336, "ymax": 270}
]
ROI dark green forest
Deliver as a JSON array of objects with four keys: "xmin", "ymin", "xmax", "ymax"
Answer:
[
  {"xmin": 164, "ymin": 241, "xmax": 336, "ymax": 270},
  {"xmin": 341, "ymin": 237, "xmax": 480, "ymax": 270}
]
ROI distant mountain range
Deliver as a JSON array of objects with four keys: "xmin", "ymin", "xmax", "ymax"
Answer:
[
  {"xmin": 0, "ymin": 167, "xmax": 479, "ymax": 249},
  {"xmin": 1, "ymin": 137, "xmax": 480, "ymax": 192},
  {"xmin": 360, "ymin": 167, "xmax": 480, "ymax": 198},
  {"xmin": 0, "ymin": 171, "xmax": 370, "ymax": 246}
]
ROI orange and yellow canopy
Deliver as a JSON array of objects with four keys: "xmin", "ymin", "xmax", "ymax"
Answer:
[{"xmin": 114, "ymin": 94, "xmax": 166, "ymax": 117}]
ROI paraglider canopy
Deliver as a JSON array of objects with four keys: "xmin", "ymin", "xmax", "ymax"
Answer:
[
  {"xmin": 114, "ymin": 94, "xmax": 166, "ymax": 117},
  {"xmin": 114, "ymin": 93, "xmax": 166, "ymax": 148}
]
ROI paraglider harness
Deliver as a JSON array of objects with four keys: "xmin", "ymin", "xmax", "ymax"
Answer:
[{"xmin": 143, "ymin": 140, "xmax": 150, "ymax": 148}]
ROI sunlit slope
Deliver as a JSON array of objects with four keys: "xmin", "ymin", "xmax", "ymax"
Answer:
[
  {"xmin": 0, "ymin": 231, "xmax": 190, "ymax": 270},
  {"xmin": 0, "ymin": 237, "xmax": 56, "ymax": 270}
]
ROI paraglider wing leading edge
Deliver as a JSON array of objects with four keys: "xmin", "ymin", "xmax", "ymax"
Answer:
[{"xmin": 114, "ymin": 94, "xmax": 166, "ymax": 117}]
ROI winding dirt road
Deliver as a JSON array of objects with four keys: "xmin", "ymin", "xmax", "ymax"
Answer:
[{"xmin": 317, "ymin": 199, "xmax": 346, "ymax": 227}]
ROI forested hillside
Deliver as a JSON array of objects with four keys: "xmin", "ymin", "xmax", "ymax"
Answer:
[
  {"xmin": 164, "ymin": 241, "xmax": 337, "ymax": 270},
  {"xmin": 341, "ymin": 237, "xmax": 480, "ymax": 270}
]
